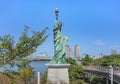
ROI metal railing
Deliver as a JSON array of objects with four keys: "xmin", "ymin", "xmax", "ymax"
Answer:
[{"xmin": 83, "ymin": 66, "xmax": 120, "ymax": 84}]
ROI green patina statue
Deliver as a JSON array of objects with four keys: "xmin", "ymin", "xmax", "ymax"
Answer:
[{"xmin": 50, "ymin": 8, "xmax": 68, "ymax": 64}]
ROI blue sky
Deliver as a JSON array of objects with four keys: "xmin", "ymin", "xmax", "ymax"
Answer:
[{"xmin": 0, "ymin": 0, "xmax": 120, "ymax": 57}]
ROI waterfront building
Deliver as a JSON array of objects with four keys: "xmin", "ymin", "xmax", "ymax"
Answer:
[{"xmin": 74, "ymin": 44, "xmax": 80, "ymax": 60}]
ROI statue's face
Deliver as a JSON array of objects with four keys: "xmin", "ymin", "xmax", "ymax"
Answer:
[{"xmin": 55, "ymin": 23, "xmax": 61, "ymax": 30}]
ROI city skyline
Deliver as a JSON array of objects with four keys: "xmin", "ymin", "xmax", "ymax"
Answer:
[
  {"xmin": 65, "ymin": 44, "xmax": 80, "ymax": 59},
  {"xmin": 0, "ymin": 0, "xmax": 120, "ymax": 57}
]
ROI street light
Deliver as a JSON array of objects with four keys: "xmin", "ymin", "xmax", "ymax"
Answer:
[{"xmin": 109, "ymin": 65, "xmax": 113, "ymax": 84}]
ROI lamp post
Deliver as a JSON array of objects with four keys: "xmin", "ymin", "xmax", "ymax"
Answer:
[
  {"xmin": 109, "ymin": 65, "xmax": 113, "ymax": 84},
  {"xmin": 37, "ymin": 72, "xmax": 40, "ymax": 84}
]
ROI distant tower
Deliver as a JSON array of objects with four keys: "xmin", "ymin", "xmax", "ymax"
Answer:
[
  {"xmin": 74, "ymin": 44, "xmax": 80, "ymax": 60},
  {"xmin": 111, "ymin": 48, "xmax": 117, "ymax": 55},
  {"xmin": 65, "ymin": 45, "xmax": 71, "ymax": 58},
  {"xmin": 65, "ymin": 45, "xmax": 74, "ymax": 58}
]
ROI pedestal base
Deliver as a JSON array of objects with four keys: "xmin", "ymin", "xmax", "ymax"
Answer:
[{"xmin": 46, "ymin": 64, "xmax": 70, "ymax": 84}]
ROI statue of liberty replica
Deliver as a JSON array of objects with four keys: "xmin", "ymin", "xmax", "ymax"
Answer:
[
  {"xmin": 50, "ymin": 8, "xmax": 68, "ymax": 64},
  {"xmin": 46, "ymin": 8, "xmax": 70, "ymax": 84}
]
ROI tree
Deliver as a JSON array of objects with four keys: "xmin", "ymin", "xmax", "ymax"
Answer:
[
  {"xmin": 66, "ymin": 57, "xmax": 77, "ymax": 65},
  {"xmin": 93, "ymin": 55, "xmax": 120, "ymax": 67},
  {"xmin": 18, "ymin": 67, "xmax": 34, "ymax": 84},
  {"xmin": 82, "ymin": 54, "xmax": 93, "ymax": 66},
  {"xmin": 16, "ymin": 60, "xmax": 34, "ymax": 84},
  {"xmin": 93, "ymin": 58, "xmax": 102, "ymax": 66},
  {"xmin": 0, "ymin": 26, "xmax": 48, "ymax": 83},
  {"xmin": 66, "ymin": 58, "xmax": 86, "ymax": 84},
  {"xmin": 0, "ymin": 26, "xmax": 48, "ymax": 66}
]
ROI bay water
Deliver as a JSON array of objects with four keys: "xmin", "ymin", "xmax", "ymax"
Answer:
[{"xmin": 0, "ymin": 61, "xmax": 49, "ymax": 77}]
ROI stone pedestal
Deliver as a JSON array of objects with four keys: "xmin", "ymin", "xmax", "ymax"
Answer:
[{"xmin": 46, "ymin": 64, "xmax": 70, "ymax": 84}]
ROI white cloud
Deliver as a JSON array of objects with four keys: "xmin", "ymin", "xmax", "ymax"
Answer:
[
  {"xmin": 110, "ymin": 45, "xmax": 119, "ymax": 48},
  {"xmin": 94, "ymin": 40, "xmax": 105, "ymax": 46}
]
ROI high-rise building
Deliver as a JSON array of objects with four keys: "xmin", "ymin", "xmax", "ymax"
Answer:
[
  {"xmin": 74, "ymin": 44, "xmax": 80, "ymax": 60},
  {"xmin": 65, "ymin": 45, "xmax": 74, "ymax": 58},
  {"xmin": 111, "ymin": 48, "xmax": 117, "ymax": 55},
  {"xmin": 65, "ymin": 45, "xmax": 71, "ymax": 58}
]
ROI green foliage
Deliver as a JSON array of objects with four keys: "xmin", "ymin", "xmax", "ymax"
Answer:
[
  {"xmin": 17, "ymin": 60, "xmax": 34, "ymax": 83},
  {"xmin": 93, "ymin": 55, "xmax": 120, "ymax": 66},
  {"xmin": 0, "ymin": 71, "xmax": 24, "ymax": 84},
  {"xmin": 70, "ymin": 79, "xmax": 86, "ymax": 84},
  {"xmin": 0, "ymin": 35, "xmax": 14, "ymax": 65},
  {"xmin": 69, "ymin": 65, "xmax": 83, "ymax": 80},
  {"xmin": 16, "ymin": 60, "xmax": 31, "ymax": 70},
  {"xmin": 88, "ymin": 76, "xmax": 106, "ymax": 84},
  {"xmin": 66, "ymin": 58, "xmax": 86, "ymax": 84},
  {"xmin": 15, "ymin": 26, "xmax": 48, "ymax": 59},
  {"xmin": 19, "ymin": 68, "xmax": 34, "ymax": 83},
  {"xmin": 66, "ymin": 57, "xmax": 77, "ymax": 65},
  {"xmin": 0, "ymin": 26, "xmax": 48, "ymax": 84},
  {"xmin": 93, "ymin": 58, "xmax": 102, "ymax": 66},
  {"xmin": 41, "ymin": 72, "xmax": 47, "ymax": 84},
  {"xmin": 87, "ymin": 75, "xmax": 95, "ymax": 84},
  {"xmin": 0, "ymin": 60, "xmax": 34, "ymax": 84},
  {"xmin": 0, "ymin": 26, "xmax": 48, "ymax": 66},
  {"xmin": 82, "ymin": 54, "xmax": 93, "ymax": 66}
]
